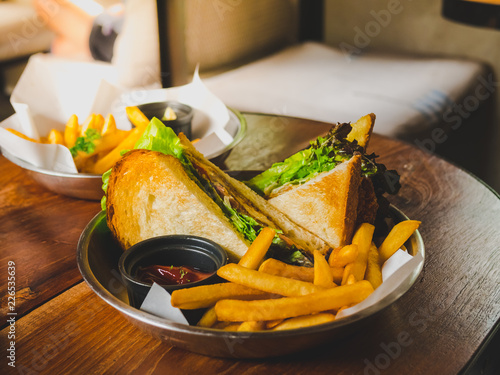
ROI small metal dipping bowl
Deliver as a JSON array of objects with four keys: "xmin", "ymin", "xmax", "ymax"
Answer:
[
  {"xmin": 136, "ymin": 101, "xmax": 194, "ymax": 140},
  {"xmin": 118, "ymin": 235, "xmax": 228, "ymax": 309}
]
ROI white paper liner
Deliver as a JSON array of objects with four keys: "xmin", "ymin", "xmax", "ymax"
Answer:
[
  {"xmin": 335, "ymin": 249, "xmax": 421, "ymax": 319},
  {"xmin": 140, "ymin": 283, "xmax": 189, "ymax": 325},
  {"xmin": 141, "ymin": 247, "xmax": 422, "ymax": 325},
  {"xmin": 0, "ymin": 54, "xmax": 236, "ymax": 173}
]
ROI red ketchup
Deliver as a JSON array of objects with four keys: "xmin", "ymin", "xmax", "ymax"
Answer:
[{"xmin": 136, "ymin": 265, "xmax": 213, "ymax": 285}]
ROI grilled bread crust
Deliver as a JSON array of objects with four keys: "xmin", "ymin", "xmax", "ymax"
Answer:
[
  {"xmin": 106, "ymin": 149, "xmax": 250, "ymax": 261},
  {"xmin": 268, "ymin": 155, "xmax": 362, "ymax": 248}
]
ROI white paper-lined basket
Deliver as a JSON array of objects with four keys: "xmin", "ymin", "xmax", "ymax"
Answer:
[{"xmin": 0, "ymin": 54, "xmax": 246, "ymax": 199}]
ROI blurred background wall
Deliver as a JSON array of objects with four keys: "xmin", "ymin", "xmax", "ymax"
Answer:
[
  {"xmin": 324, "ymin": 0, "xmax": 500, "ymax": 191},
  {"xmin": 325, "ymin": 0, "xmax": 500, "ymax": 83}
]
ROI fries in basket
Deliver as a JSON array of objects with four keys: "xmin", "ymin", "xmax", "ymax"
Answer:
[
  {"xmin": 5, "ymin": 106, "xmax": 152, "ymax": 174},
  {"xmin": 171, "ymin": 220, "xmax": 420, "ymax": 332}
]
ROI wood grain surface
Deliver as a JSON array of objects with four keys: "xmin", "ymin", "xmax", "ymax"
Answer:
[
  {"xmin": 1, "ymin": 113, "xmax": 499, "ymax": 374},
  {"xmin": 0, "ymin": 157, "xmax": 101, "ymax": 322}
]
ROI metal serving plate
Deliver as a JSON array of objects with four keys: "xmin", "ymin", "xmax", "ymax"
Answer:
[
  {"xmin": 1, "ymin": 109, "xmax": 246, "ymax": 201},
  {"xmin": 77, "ymin": 203, "xmax": 424, "ymax": 359}
]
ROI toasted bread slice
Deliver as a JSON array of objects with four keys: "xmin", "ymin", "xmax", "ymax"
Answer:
[
  {"xmin": 106, "ymin": 149, "xmax": 250, "ymax": 260},
  {"xmin": 268, "ymin": 155, "xmax": 362, "ymax": 248}
]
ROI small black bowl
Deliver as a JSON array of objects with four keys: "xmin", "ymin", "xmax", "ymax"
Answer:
[
  {"xmin": 118, "ymin": 235, "xmax": 227, "ymax": 310},
  {"xmin": 137, "ymin": 101, "xmax": 194, "ymax": 140}
]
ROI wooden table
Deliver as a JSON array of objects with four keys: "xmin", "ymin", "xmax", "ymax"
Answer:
[{"xmin": 1, "ymin": 113, "xmax": 499, "ymax": 374}]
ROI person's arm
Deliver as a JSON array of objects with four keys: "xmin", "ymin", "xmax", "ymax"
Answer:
[
  {"xmin": 33, "ymin": 0, "xmax": 123, "ymax": 62},
  {"xmin": 89, "ymin": 4, "xmax": 124, "ymax": 62}
]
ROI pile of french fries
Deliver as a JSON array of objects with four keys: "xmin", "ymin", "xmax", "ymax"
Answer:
[
  {"xmin": 6, "ymin": 106, "xmax": 151, "ymax": 174},
  {"xmin": 171, "ymin": 220, "xmax": 420, "ymax": 331}
]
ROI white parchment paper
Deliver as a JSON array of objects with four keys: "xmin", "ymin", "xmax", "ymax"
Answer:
[
  {"xmin": 140, "ymin": 283, "xmax": 189, "ymax": 325},
  {"xmin": 335, "ymin": 249, "xmax": 422, "ymax": 319}
]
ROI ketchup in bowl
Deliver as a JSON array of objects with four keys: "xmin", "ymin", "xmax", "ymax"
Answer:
[
  {"xmin": 119, "ymin": 235, "xmax": 228, "ymax": 309},
  {"xmin": 136, "ymin": 265, "xmax": 214, "ymax": 285}
]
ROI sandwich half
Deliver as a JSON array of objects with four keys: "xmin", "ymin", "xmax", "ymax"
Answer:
[
  {"xmin": 245, "ymin": 114, "xmax": 400, "ymax": 248},
  {"xmin": 267, "ymin": 155, "xmax": 362, "ymax": 248},
  {"xmin": 104, "ymin": 119, "xmax": 331, "ymax": 263},
  {"xmin": 106, "ymin": 149, "xmax": 251, "ymax": 259}
]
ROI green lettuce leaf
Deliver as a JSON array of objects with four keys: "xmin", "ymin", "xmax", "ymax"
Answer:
[{"xmin": 133, "ymin": 117, "xmax": 185, "ymax": 160}]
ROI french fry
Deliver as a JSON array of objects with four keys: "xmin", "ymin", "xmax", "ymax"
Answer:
[
  {"xmin": 257, "ymin": 257, "xmax": 344, "ymax": 285},
  {"xmin": 329, "ymin": 244, "xmax": 359, "ymax": 268},
  {"xmin": 314, "ymin": 250, "xmax": 336, "ymax": 288},
  {"xmin": 379, "ymin": 220, "xmax": 421, "ymax": 263},
  {"xmin": 347, "ymin": 113, "xmax": 375, "ymax": 148},
  {"xmin": 329, "ymin": 248, "xmax": 340, "ymax": 263},
  {"xmin": 258, "ymin": 258, "xmax": 314, "ymax": 282},
  {"xmin": 222, "ymin": 323, "xmax": 243, "ymax": 331},
  {"xmin": 257, "ymin": 258, "xmax": 344, "ymax": 285},
  {"xmin": 272, "ymin": 313, "xmax": 336, "ymax": 331},
  {"xmin": 6, "ymin": 128, "xmax": 39, "ymax": 143},
  {"xmin": 341, "ymin": 263, "xmax": 353, "ymax": 286},
  {"xmin": 212, "ymin": 322, "xmax": 234, "ymax": 331},
  {"xmin": 126, "ymin": 106, "xmax": 150, "ymax": 129},
  {"xmin": 101, "ymin": 114, "xmax": 117, "ymax": 135},
  {"xmin": 64, "ymin": 114, "xmax": 79, "ymax": 148},
  {"xmin": 93, "ymin": 130, "xmax": 129, "ymax": 154},
  {"xmin": 365, "ymin": 242, "xmax": 383, "ymax": 289},
  {"xmin": 94, "ymin": 114, "xmax": 105, "ymax": 133},
  {"xmin": 215, "ymin": 280, "xmax": 374, "ymax": 322},
  {"xmin": 265, "ymin": 319, "xmax": 284, "ymax": 329},
  {"xmin": 238, "ymin": 227, "xmax": 276, "ymax": 270},
  {"xmin": 197, "ymin": 306, "xmax": 218, "ymax": 328},
  {"xmin": 52, "ymin": 129, "xmax": 64, "ymax": 144},
  {"xmin": 79, "ymin": 114, "xmax": 97, "ymax": 136},
  {"xmin": 79, "ymin": 113, "xmax": 105, "ymax": 136},
  {"xmin": 73, "ymin": 130, "xmax": 130, "ymax": 172},
  {"xmin": 342, "ymin": 223, "xmax": 375, "ymax": 284},
  {"xmin": 346, "ymin": 274, "xmax": 356, "ymax": 285},
  {"xmin": 331, "ymin": 266, "xmax": 344, "ymax": 284},
  {"xmin": 217, "ymin": 263, "xmax": 324, "ymax": 297},
  {"xmin": 170, "ymin": 282, "xmax": 273, "ymax": 310},
  {"xmin": 237, "ymin": 321, "xmax": 266, "ymax": 332},
  {"xmin": 47, "ymin": 129, "xmax": 64, "ymax": 145},
  {"xmin": 92, "ymin": 127, "xmax": 144, "ymax": 174}
]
